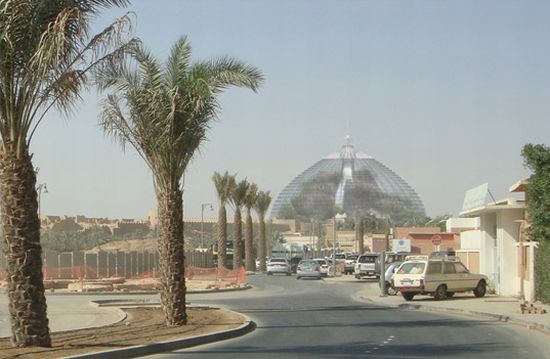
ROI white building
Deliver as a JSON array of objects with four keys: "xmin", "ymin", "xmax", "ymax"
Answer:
[{"xmin": 460, "ymin": 180, "xmax": 534, "ymax": 301}]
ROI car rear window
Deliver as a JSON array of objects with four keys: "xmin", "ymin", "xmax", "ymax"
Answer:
[
  {"xmin": 270, "ymin": 258, "xmax": 287, "ymax": 263},
  {"xmin": 335, "ymin": 254, "xmax": 346, "ymax": 259},
  {"xmin": 347, "ymin": 255, "xmax": 358, "ymax": 260},
  {"xmin": 358, "ymin": 255, "xmax": 377, "ymax": 263},
  {"xmin": 397, "ymin": 262, "xmax": 425, "ymax": 274}
]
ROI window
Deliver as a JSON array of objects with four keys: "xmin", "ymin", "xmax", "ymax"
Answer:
[
  {"xmin": 397, "ymin": 262, "xmax": 425, "ymax": 275},
  {"xmin": 427, "ymin": 262, "xmax": 442, "ymax": 274},
  {"xmin": 454, "ymin": 263, "xmax": 469, "ymax": 274},
  {"xmin": 358, "ymin": 255, "xmax": 377, "ymax": 263},
  {"xmin": 444, "ymin": 262, "xmax": 456, "ymax": 274}
]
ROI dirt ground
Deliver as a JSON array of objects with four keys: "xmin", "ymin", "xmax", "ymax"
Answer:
[{"xmin": 0, "ymin": 307, "xmax": 245, "ymax": 359}]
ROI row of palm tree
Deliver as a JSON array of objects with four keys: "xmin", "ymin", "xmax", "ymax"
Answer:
[
  {"xmin": 212, "ymin": 172, "xmax": 271, "ymax": 272},
  {"xmin": 0, "ymin": 1, "xmax": 263, "ymax": 346}
]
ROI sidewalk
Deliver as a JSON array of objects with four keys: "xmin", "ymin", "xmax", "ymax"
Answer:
[{"xmin": 348, "ymin": 278, "xmax": 550, "ymax": 335}]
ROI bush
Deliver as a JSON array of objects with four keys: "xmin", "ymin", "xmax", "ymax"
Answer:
[{"xmin": 536, "ymin": 240, "xmax": 550, "ymax": 303}]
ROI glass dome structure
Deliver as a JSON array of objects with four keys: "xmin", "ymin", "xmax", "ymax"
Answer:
[{"xmin": 270, "ymin": 137, "xmax": 425, "ymax": 222}]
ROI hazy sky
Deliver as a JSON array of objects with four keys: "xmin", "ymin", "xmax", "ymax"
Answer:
[{"xmin": 32, "ymin": 0, "xmax": 550, "ymax": 220}]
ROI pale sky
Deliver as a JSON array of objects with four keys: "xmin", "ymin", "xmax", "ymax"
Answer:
[{"xmin": 32, "ymin": 0, "xmax": 550, "ymax": 220}]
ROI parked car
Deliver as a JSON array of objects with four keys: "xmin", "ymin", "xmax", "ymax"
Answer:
[
  {"xmin": 344, "ymin": 253, "xmax": 359, "ymax": 275},
  {"xmin": 266, "ymin": 258, "xmax": 292, "ymax": 276},
  {"xmin": 392, "ymin": 254, "xmax": 488, "ymax": 301},
  {"xmin": 312, "ymin": 258, "xmax": 332, "ymax": 277},
  {"xmin": 296, "ymin": 260, "xmax": 322, "ymax": 280},
  {"xmin": 354, "ymin": 253, "xmax": 379, "ymax": 279},
  {"xmin": 379, "ymin": 261, "xmax": 402, "ymax": 295}
]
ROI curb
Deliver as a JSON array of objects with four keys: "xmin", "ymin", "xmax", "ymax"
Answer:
[
  {"xmin": 44, "ymin": 284, "xmax": 252, "ymax": 296},
  {"xmin": 361, "ymin": 295, "xmax": 550, "ymax": 336},
  {"xmin": 62, "ymin": 315, "xmax": 256, "ymax": 359}
]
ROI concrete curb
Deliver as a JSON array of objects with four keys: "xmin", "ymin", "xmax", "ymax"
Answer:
[
  {"xmin": 44, "ymin": 284, "xmax": 252, "ymax": 296},
  {"xmin": 61, "ymin": 315, "xmax": 256, "ymax": 359},
  {"xmin": 361, "ymin": 295, "xmax": 550, "ymax": 336}
]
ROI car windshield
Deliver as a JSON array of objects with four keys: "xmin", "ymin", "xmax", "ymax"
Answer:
[
  {"xmin": 358, "ymin": 256, "xmax": 377, "ymax": 263},
  {"xmin": 347, "ymin": 255, "xmax": 358, "ymax": 260},
  {"xmin": 397, "ymin": 262, "xmax": 426, "ymax": 274}
]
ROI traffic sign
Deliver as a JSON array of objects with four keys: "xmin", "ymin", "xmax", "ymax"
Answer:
[{"xmin": 431, "ymin": 235, "xmax": 442, "ymax": 245}]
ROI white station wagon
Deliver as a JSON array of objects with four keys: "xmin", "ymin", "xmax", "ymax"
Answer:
[{"xmin": 392, "ymin": 254, "xmax": 488, "ymax": 301}]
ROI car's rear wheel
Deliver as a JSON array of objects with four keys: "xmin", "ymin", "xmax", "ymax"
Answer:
[
  {"xmin": 402, "ymin": 292, "xmax": 415, "ymax": 301},
  {"xmin": 434, "ymin": 285, "xmax": 447, "ymax": 300},
  {"xmin": 286, "ymin": 272, "xmax": 291, "ymax": 276},
  {"xmin": 473, "ymin": 280, "xmax": 486, "ymax": 297},
  {"xmin": 267, "ymin": 272, "xmax": 272, "ymax": 276},
  {"xmin": 387, "ymin": 284, "xmax": 398, "ymax": 296},
  {"xmin": 296, "ymin": 276, "xmax": 301, "ymax": 280},
  {"xmin": 446, "ymin": 292, "xmax": 455, "ymax": 298}
]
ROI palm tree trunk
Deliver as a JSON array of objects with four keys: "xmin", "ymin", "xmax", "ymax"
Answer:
[
  {"xmin": 217, "ymin": 206, "xmax": 227, "ymax": 269},
  {"xmin": 156, "ymin": 187, "xmax": 186, "ymax": 326},
  {"xmin": 0, "ymin": 147, "xmax": 51, "ymax": 347},
  {"xmin": 245, "ymin": 210, "xmax": 254, "ymax": 271},
  {"xmin": 356, "ymin": 213, "xmax": 364, "ymax": 254},
  {"xmin": 259, "ymin": 219, "xmax": 266, "ymax": 272},
  {"xmin": 233, "ymin": 209, "xmax": 242, "ymax": 269}
]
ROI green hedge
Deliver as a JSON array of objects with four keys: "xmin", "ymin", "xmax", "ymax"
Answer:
[{"xmin": 536, "ymin": 240, "xmax": 550, "ymax": 304}]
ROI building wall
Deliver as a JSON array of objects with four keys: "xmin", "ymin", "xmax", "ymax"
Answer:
[
  {"xmin": 496, "ymin": 209, "xmax": 523, "ymax": 297},
  {"xmin": 460, "ymin": 230, "xmax": 481, "ymax": 250},
  {"xmin": 479, "ymin": 213, "xmax": 497, "ymax": 291}
]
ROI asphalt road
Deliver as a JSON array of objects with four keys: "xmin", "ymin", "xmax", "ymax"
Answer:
[{"xmin": 146, "ymin": 274, "xmax": 550, "ymax": 359}]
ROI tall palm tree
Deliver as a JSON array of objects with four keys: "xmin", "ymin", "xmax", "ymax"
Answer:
[
  {"xmin": 230, "ymin": 179, "xmax": 249, "ymax": 269},
  {"xmin": 97, "ymin": 38, "xmax": 262, "ymax": 325},
  {"xmin": 0, "ymin": 1, "xmax": 132, "ymax": 347},
  {"xmin": 243, "ymin": 183, "xmax": 258, "ymax": 271},
  {"xmin": 254, "ymin": 191, "xmax": 271, "ymax": 272},
  {"xmin": 212, "ymin": 171, "xmax": 235, "ymax": 269}
]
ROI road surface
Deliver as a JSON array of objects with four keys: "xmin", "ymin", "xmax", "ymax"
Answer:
[{"xmin": 146, "ymin": 274, "xmax": 550, "ymax": 358}]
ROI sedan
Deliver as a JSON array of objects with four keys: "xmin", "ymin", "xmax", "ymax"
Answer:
[
  {"xmin": 266, "ymin": 258, "xmax": 292, "ymax": 276},
  {"xmin": 312, "ymin": 258, "xmax": 332, "ymax": 277},
  {"xmin": 296, "ymin": 260, "xmax": 322, "ymax": 280}
]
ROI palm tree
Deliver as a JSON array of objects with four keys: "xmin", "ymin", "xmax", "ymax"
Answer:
[
  {"xmin": 212, "ymin": 171, "xmax": 235, "ymax": 269},
  {"xmin": 0, "ymin": 1, "xmax": 132, "ymax": 347},
  {"xmin": 243, "ymin": 183, "xmax": 258, "ymax": 271},
  {"xmin": 230, "ymin": 179, "xmax": 249, "ymax": 269},
  {"xmin": 254, "ymin": 191, "xmax": 272, "ymax": 272},
  {"xmin": 97, "ymin": 38, "xmax": 262, "ymax": 326}
]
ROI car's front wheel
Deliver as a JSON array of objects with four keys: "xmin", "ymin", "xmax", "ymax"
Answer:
[
  {"xmin": 402, "ymin": 292, "xmax": 415, "ymax": 301},
  {"xmin": 473, "ymin": 280, "xmax": 486, "ymax": 298},
  {"xmin": 387, "ymin": 284, "xmax": 398, "ymax": 296},
  {"xmin": 296, "ymin": 276, "xmax": 301, "ymax": 280},
  {"xmin": 267, "ymin": 272, "xmax": 272, "ymax": 276}
]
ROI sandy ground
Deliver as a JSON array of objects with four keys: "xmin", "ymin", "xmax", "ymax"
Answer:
[{"xmin": 0, "ymin": 307, "xmax": 245, "ymax": 359}]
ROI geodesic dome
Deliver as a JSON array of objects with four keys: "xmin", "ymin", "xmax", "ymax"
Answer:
[{"xmin": 270, "ymin": 138, "xmax": 425, "ymax": 222}]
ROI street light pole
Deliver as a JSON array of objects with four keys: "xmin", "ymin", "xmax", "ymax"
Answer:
[
  {"xmin": 37, "ymin": 183, "xmax": 48, "ymax": 219},
  {"xmin": 201, "ymin": 203, "xmax": 213, "ymax": 250}
]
